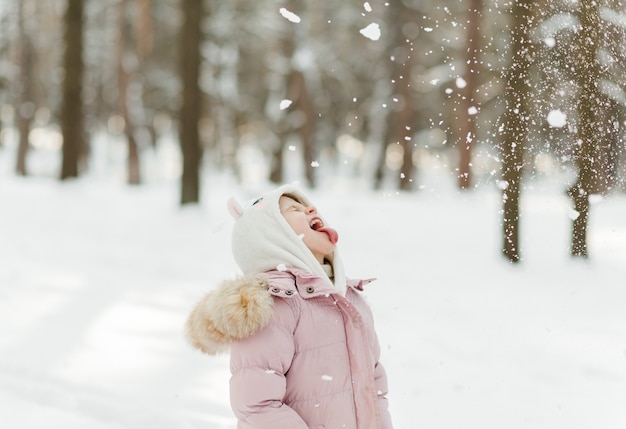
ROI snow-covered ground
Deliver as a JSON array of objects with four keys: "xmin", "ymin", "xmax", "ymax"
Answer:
[{"xmin": 1, "ymin": 142, "xmax": 626, "ymax": 429}]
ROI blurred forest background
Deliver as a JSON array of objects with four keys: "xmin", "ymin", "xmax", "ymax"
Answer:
[{"xmin": 1, "ymin": 0, "xmax": 625, "ymax": 261}]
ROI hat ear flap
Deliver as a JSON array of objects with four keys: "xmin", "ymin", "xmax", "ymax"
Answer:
[{"xmin": 227, "ymin": 197, "xmax": 243, "ymax": 220}]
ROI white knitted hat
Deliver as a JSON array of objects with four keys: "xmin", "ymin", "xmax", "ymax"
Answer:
[{"xmin": 228, "ymin": 184, "xmax": 346, "ymax": 296}]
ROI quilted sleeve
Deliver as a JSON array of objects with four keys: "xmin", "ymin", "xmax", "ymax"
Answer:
[{"xmin": 229, "ymin": 297, "xmax": 308, "ymax": 429}]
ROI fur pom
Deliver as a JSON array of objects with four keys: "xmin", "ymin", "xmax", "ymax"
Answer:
[{"xmin": 186, "ymin": 275, "xmax": 275, "ymax": 355}]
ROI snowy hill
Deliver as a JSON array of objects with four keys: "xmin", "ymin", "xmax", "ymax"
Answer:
[{"xmin": 1, "ymin": 167, "xmax": 625, "ymax": 429}]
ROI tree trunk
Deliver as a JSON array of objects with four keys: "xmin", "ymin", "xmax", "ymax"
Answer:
[
  {"xmin": 289, "ymin": 70, "xmax": 316, "ymax": 188},
  {"xmin": 397, "ymin": 79, "xmax": 415, "ymax": 191},
  {"xmin": 593, "ymin": 98, "xmax": 620, "ymax": 193},
  {"xmin": 136, "ymin": 0, "xmax": 153, "ymax": 59},
  {"xmin": 60, "ymin": 0, "xmax": 85, "ymax": 180},
  {"xmin": 456, "ymin": 0, "xmax": 481, "ymax": 189},
  {"xmin": 117, "ymin": 0, "xmax": 141, "ymax": 185},
  {"xmin": 375, "ymin": 1, "xmax": 416, "ymax": 191},
  {"xmin": 16, "ymin": 0, "xmax": 34, "ymax": 176},
  {"xmin": 569, "ymin": 0, "xmax": 604, "ymax": 257},
  {"xmin": 270, "ymin": 0, "xmax": 317, "ymax": 187},
  {"xmin": 269, "ymin": 142, "xmax": 284, "ymax": 184},
  {"xmin": 179, "ymin": 0, "xmax": 203, "ymax": 204},
  {"xmin": 373, "ymin": 109, "xmax": 392, "ymax": 190},
  {"xmin": 501, "ymin": 0, "xmax": 534, "ymax": 263}
]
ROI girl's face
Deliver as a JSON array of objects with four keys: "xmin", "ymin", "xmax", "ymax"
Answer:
[{"xmin": 279, "ymin": 195, "xmax": 338, "ymax": 263}]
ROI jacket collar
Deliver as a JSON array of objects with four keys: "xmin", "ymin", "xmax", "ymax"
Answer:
[
  {"xmin": 185, "ymin": 270, "xmax": 377, "ymax": 356},
  {"xmin": 262, "ymin": 267, "xmax": 375, "ymax": 298}
]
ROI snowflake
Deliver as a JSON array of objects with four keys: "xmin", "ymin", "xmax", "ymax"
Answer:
[{"xmin": 279, "ymin": 8, "xmax": 301, "ymax": 23}]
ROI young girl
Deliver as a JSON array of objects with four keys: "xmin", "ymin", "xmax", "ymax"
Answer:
[{"xmin": 186, "ymin": 184, "xmax": 393, "ymax": 429}]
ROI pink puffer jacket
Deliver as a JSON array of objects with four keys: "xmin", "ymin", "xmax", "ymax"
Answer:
[{"xmin": 186, "ymin": 267, "xmax": 393, "ymax": 429}]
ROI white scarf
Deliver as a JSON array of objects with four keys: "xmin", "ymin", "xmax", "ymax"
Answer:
[{"xmin": 228, "ymin": 184, "xmax": 347, "ymax": 296}]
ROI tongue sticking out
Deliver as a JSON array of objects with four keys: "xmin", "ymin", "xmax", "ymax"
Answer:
[{"xmin": 317, "ymin": 226, "xmax": 339, "ymax": 244}]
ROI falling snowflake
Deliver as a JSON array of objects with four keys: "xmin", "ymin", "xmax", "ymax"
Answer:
[
  {"xmin": 455, "ymin": 77, "xmax": 467, "ymax": 89},
  {"xmin": 364, "ymin": 2, "xmax": 372, "ymax": 12},
  {"xmin": 279, "ymin": 8, "xmax": 301, "ymax": 23},
  {"xmin": 496, "ymin": 180, "xmax": 509, "ymax": 190},
  {"xmin": 288, "ymin": 145, "xmax": 296, "ymax": 151},
  {"xmin": 311, "ymin": 161, "xmax": 320, "ymax": 168},
  {"xmin": 360, "ymin": 23, "xmax": 381, "ymax": 41},
  {"xmin": 468, "ymin": 106, "xmax": 478, "ymax": 115},
  {"xmin": 276, "ymin": 264, "xmax": 287, "ymax": 271},
  {"xmin": 280, "ymin": 99, "xmax": 293, "ymax": 110},
  {"xmin": 547, "ymin": 110, "xmax": 567, "ymax": 128},
  {"xmin": 321, "ymin": 374, "xmax": 333, "ymax": 381},
  {"xmin": 589, "ymin": 194, "xmax": 603, "ymax": 204},
  {"xmin": 568, "ymin": 209, "xmax": 580, "ymax": 220}
]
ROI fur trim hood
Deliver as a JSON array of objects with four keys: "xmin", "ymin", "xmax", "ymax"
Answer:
[
  {"xmin": 186, "ymin": 270, "xmax": 374, "ymax": 355},
  {"xmin": 186, "ymin": 274, "xmax": 274, "ymax": 355}
]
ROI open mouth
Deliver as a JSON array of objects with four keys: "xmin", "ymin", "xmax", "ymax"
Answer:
[
  {"xmin": 310, "ymin": 218, "xmax": 324, "ymax": 231},
  {"xmin": 309, "ymin": 217, "xmax": 338, "ymax": 244}
]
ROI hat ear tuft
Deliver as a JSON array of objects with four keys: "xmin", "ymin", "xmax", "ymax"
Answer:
[{"xmin": 227, "ymin": 197, "xmax": 243, "ymax": 219}]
